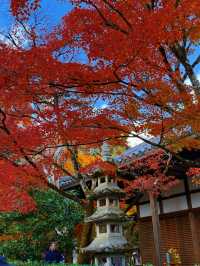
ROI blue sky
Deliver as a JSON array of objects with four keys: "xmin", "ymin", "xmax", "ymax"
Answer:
[
  {"xmin": 0, "ymin": 1, "xmax": 199, "ymax": 78},
  {"xmin": 40, "ymin": 0, "xmax": 73, "ymax": 27},
  {"xmin": 0, "ymin": 0, "xmax": 72, "ymax": 31},
  {"xmin": 0, "ymin": 0, "xmax": 13, "ymax": 30}
]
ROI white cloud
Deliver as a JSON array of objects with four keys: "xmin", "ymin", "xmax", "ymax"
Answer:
[
  {"xmin": 184, "ymin": 73, "xmax": 200, "ymax": 104},
  {"xmin": 100, "ymin": 103, "xmax": 108, "ymax": 109},
  {"xmin": 0, "ymin": 23, "xmax": 31, "ymax": 49},
  {"xmin": 127, "ymin": 136, "xmax": 144, "ymax": 147},
  {"xmin": 127, "ymin": 132, "xmax": 152, "ymax": 147}
]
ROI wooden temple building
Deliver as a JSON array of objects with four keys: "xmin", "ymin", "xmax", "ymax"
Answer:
[{"xmin": 117, "ymin": 139, "xmax": 200, "ymax": 266}]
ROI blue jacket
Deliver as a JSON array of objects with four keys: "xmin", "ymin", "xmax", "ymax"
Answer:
[
  {"xmin": 0, "ymin": 256, "xmax": 14, "ymax": 266},
  {"xmin": 44, "ymin": 250, "xmax": 63, "ymax": 263}
]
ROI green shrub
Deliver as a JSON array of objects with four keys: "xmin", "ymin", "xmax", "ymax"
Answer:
[{"xmin": 10, "ymin": 262, "xmax": 92, "ymax": 266}]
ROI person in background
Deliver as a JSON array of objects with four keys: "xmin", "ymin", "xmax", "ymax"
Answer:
[
  {"xmin": 44, "ymin": 242, "xmax": 64, "ymax": 264},
  {"xmin": 0, "ymin": 256, "xmax": 14, "ymax": 266}
]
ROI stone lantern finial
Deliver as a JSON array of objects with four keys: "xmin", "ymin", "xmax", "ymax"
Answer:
[{"xmin": 101, "ymin": 142, "xmax": 112, "ymax": 162}]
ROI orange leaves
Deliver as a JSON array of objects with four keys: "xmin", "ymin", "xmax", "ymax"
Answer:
[
  {"xmin": 0, "ymin": 158, "xmax": 43, "ymax": 213},
  {"xmin": 0, "ymin": 181, "xmax": 37, "ymax": 213},
  {"xmin": 190, "ymin": 27, "xmax": 200, "ymax": 43},
  {"xmin": 80, "ymin": 159, "xmax": 117, "ymax": 177},
  {"xmin": 169, "ymin": 137, "xmax": 200, "ymax": 153},
  {"xmin": 187, "ymin": 167, "xmax": 200, "ymax": 185},
  {"xmin": 0, "ymin": 190, "xmax": 37, "ymax": 213},
  {"xmin": 74, "ymin": 223, "xmax": 83, "ymax": 240},
  {"xmin": 121, "ymin": 150, "xmax": 180, "ymax": 195},
  {"xmin": 0, "ymin": 233, "xmax": 31, "ymax": 241},
  {"xmin": 126, "ymin": 173, "xmax": 179, "ymax": 195},
  {"xmin": 10, "ymin": 0, "xmax": 40, "ymax": 19},
  {"xmin": 11, "ymin": 0, "xmax": 27, "ymax": 16},
  {"xmin": 59, "ymin": 0, "xmax": 200, "ymax": 152},
  {"xmin": 0, "ymin": 0, "xmax": 199, "ymax": 213},
  {"xmin": 187, "ymin": 167, "xmax": 200, "ymax": 177}
]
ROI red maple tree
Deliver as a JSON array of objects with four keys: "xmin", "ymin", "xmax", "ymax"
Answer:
[{"xmin": 0, "ymin": 0, "xmax": 199, "ymax": 212}]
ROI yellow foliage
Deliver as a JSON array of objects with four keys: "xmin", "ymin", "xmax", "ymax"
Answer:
[
  {"xmin": 64, "ymin": 150, "xmax": 100, "ymax": 175},
  {"xmin": 192, "ymin": 177, "xmax": 200, "ymax": 186},
  {"xmin": 78, "ymin": 151, "xmax": 99, "ymax": 166},
  {"xmin": 126, "ymin": 205, "xmax": 137, "ymax": 217},
  {"xmin": 64, "ymin": 160, "xmax": 76, "ymax": 175},
  {"xmin": 168, "ymin": 248, "xmax": 181, "ymax": 264}
]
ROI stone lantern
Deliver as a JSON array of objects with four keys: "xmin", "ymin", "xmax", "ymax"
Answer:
[{"xmin": 82, "ymin": 157, "xmax": 130, "ymax": 266}]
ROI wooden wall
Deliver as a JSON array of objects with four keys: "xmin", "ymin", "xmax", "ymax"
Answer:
[{"xmin": 139, "ymin": 209, "xmax": 200, "ymax": 265}]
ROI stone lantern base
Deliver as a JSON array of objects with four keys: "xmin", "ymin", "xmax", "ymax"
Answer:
[{"xmin": 94, "ymin": 255, "xmax": 126, "ymax": 266}]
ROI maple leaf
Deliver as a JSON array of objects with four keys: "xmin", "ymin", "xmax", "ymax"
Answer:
[{"xmin": 0, "ymin": 0, "xmax": 199, "ymax": 212}]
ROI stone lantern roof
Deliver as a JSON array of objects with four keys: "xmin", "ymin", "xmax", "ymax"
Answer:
[
  {"xmin": 81, "ymin": 160, "xmax": 117, "ymax": 179},
  {"xmin": 88, "ymin": 182, "xmax": 125, "ymax": 200},
  {"xmin": 85, "ymin": 206, "xmax": 127, "ymax": 223},
  {"xmin": 82, "ymin": 235, "xmax": 129, "ymax": 254}
]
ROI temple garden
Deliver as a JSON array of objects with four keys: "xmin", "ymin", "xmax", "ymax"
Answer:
[{"xmin": 0, "ymin": 1, "xmax": 200, "ymax": 265}]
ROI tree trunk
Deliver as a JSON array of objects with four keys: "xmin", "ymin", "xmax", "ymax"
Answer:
[
  {"xmin": 149, "ymin": 192, "xmax": 162, "ymax": 266},
  {"xmin": 77, "ymin": 200, "xmax": 94, "ymax": 264}
]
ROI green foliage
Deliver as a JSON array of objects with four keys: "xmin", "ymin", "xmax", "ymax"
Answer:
[
  {"xmin": 0, "ymin": 189, "xmax": 84, "ymax": 261},
  {"xmin": 10, "ymin": 262, "xmax": 91, "ymax": 266}
]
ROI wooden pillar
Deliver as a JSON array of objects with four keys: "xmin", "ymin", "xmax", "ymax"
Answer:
[
  {"xmin": 189, "ymin": 211, "xmax": 200, "ymax": 263},
  {"xmin": 149, "ymin": 192, "xmax": 162, "ymax": 266},
  {"xmin": 184, "ymin": 176, "xmax": 200, "ymax": 263}
]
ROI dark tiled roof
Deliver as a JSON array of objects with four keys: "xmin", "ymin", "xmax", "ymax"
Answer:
[
  {"xmin": 115, "ymin": 136, "xmax": 160, "ymax": 164},
  {"xmin": 59, "ymin": 175, "xmax": 80, "ymax": 189}
]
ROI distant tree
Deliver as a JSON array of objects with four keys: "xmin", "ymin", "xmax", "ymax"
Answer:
[{"xmin": 0, "ymin": 189, "xmax": 83, "ymax": 261}]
